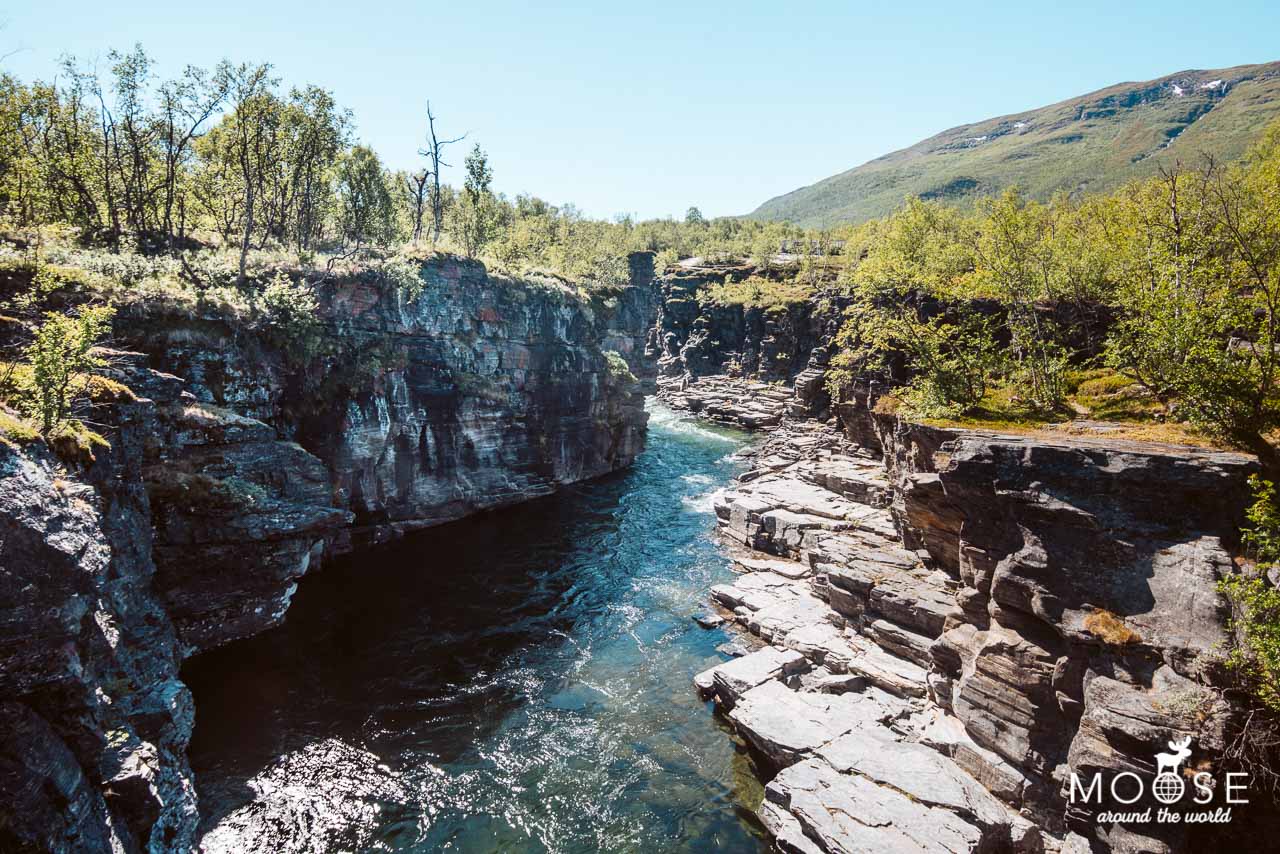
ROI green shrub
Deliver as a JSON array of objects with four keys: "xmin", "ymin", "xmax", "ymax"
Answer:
[
  {"xmin": 381, "ymin": 256, "xmax": 426, "ymax": 301},
  {"xmin": 257, "ymin": 273, "xmax": 322, "ymax": 363},
  {"xmin": 701, "ymin": 275, "xmax": 814, "ymax": 310},
  {"xmin": 1219, "ymin": 476, "xmax": 1280, "ymax": 713},
  {"xmin": 603, "ymin": 350, "xmax": 636, "ymax": 384},
  {"xmin": 24, "ymin": 304, "xmax": 116, "ymax": 434}
]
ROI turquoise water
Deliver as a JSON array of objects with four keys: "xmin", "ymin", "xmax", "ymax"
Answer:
[{"xmin": 184, "ymin": 403, "xmax": 770, "ymax": 852}]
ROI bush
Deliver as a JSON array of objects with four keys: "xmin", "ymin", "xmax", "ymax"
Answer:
[
  {"xmin": 1219, "ymin": 476, "xmax": 1280, "ymax": 714},
  {"xmin": 381, "ymin": 256, "xmax": 426, "ymax": 301},
  {"xmin": 827, "ymin": 301, "xmax": 1004, "ymax": 418},
  {"xmin": 702, "ymin": 275, "xmax": 814, "ymax": 310},
  {"xmin": 257, "ymin": 273, "xmax": 322, "ymax": 363},
  {"xmin": 24, "ymin": 304, "xmax": 115, "ymax": 434},
  {"xmin": 603, "ymin": 350, "xmax": 636, "ymax": 384}
]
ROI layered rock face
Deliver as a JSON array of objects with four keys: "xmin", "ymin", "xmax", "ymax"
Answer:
[
  {"xmin": 652, "ymin": 263, "xmax": 843, "ymax": 395},
  {"xmin": 115, "ymin": 255, "xmax": 655, "ymax": 652},
  {"xmin": 0, "ymin": 256, "xmax": 659, "ymax": 851},
  {"xmin": 692, "ymin": 412, "xmax": 1261, "ymax": 853},
  {"xmin": 0, "ymin": 395, "xmax": 198, "ymax": 853}
]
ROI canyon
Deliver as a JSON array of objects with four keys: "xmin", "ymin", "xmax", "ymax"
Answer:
[
  {"xmin": 0, "ymin": 253, "xmax": 1273, "ymax": 853},
  {"xmin": 0, "ymin": 255, "xmax": 655, "ymax": 851}
]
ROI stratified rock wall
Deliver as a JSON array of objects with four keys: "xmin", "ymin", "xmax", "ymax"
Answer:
[
  {"xmin": 0, "ymin": 401, "xmax": 197, "ymax": 853},
  {"xmin": 114, "ymin": 255, "xmax": 657, "ymax": 653},
  {"xmin": 695, "ymin": 410, "xmax": 1263, "ymax": 854},
  {"xmin": 0, "ymin": 255, "xmax": 660, "ymax": 851},
  {"xmin": 652, "ymin": 264, "xmax": 845, "ymax": 390}
]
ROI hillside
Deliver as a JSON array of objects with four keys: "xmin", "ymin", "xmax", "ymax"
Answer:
[{"xmin": 751, "ymin": 60, "xmax": 1280, "ymax": 227}]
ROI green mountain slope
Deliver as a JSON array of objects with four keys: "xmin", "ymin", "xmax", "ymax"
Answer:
[{"xmin": 751, "ymin": 61, "xmax": 1280, "ymax": 227}]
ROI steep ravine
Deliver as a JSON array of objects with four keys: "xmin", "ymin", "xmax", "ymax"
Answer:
[{"xmin": 0, "ymin": 255, "xmax": 659, "ymax": 852}]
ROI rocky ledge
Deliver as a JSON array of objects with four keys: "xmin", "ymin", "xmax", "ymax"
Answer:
[{"xmin": 685, "ymin": 403, "xmax": 1261, "ymax": 853}]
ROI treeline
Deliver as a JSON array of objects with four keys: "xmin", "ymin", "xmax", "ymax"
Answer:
[
  {"xmin": 827, "ymin": 121, "xmax": 1280, "ymax": 469},
  {"xmin": 0, "ymin": 45, "xmax": 811, "ymax": 288}
]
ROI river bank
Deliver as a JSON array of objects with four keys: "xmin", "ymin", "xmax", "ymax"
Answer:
[{"xmin": 660, "ymin": 376, "xmax": 1268, "ymax": 854}]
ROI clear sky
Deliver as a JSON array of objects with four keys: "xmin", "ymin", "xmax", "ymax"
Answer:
[{"xmin": 4, "ymin": 1, "xmax": 1278, "ymax": 220}]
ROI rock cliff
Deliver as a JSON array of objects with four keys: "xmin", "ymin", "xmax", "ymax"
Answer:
[
  {"xmin": 646, "ymin": 255, "xmax": 1278, "ymax": 851},
  {"xmin": 690, "ymin": 406, "xmax": 1268, "ymax": 853},
  {"xmin": 0, "ymin": 254, "xmax": 659, "ymax": 851}
]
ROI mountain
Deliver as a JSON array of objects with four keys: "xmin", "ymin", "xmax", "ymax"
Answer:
[{"xmin": 750, "ymin": 61, "xmax": 1280, "ymax": 227}]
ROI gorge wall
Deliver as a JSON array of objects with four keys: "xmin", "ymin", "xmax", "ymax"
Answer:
[
  {"xmin": 0, "ymin": 254, "xmax": 659, "ymax": 852},
  {"xmin": 652, "ymin": 263, "xmax": 1275, "ymax": 852}
]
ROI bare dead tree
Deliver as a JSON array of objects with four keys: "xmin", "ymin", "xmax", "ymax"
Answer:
[
  {"xmin": 406, "ymin": 170, "xmax": 429, "ymax": 244},
  {"xmin": 418, "ymin": 101, "xmax": 465, "ymax": 243}
]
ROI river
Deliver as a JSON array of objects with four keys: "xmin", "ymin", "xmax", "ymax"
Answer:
[{"xmin": 183, "ymin": 402, "xmax": 770, "ymax": 852}]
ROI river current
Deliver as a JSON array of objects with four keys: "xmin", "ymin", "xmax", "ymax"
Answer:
[{"xmin": 183, "ymin": 402, "xmax": 770, "ymax": 852}]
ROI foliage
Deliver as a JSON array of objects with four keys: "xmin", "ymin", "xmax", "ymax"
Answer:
[
  {"xmin": 23, "ymin": 303, "xmax": 115, "ymax": 434},
  {"xmin": 822, "ymin": 122, "xmax": 1280, "ymax": 452},
  {"xmin": 334, "ymin": 145, "xmax": 399, "ymax": 248},
  {"xmin": 603, "ymin": 350, "xmax": 636, "ymax": 384},
  {"xmin": 0, "ymin": 408, "xmax": 40, "ymax": 446},
  {"xmin": 381, "ymin": 256, "xmax": 426, "ymax": 301},
  {"xmin": 448, "ymin": 144, "xmax": 500, "ymax": 258},
  {"xmin": 828, "ymin": 299, "xmax": 1004, "ymax": 418},
  {"xmin": 1219, "ymin": 476, "xmax": 1280, "ymax": 713},
  {"xmin": 701, "ymin": 275, "xmax": 815, "ymax": 310},
  {"xmin": 257, "ymin": 273, "xmax": 322, "ymax": 363},
  {"xmin": 1102, "ymin": 128, "xmax": 1280, "ymax": 464}
]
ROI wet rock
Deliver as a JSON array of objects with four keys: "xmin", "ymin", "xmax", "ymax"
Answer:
[
  {"xmin": 716, "ymin": 641, "xmax": 749, "ymax": 658},
  {"xmin": 694, "ymin": 612, "xmax": 725, "ymax": 629},
  {"xmin": 198, "ymin": 739, "xmax": 411, "ymax": 854}
]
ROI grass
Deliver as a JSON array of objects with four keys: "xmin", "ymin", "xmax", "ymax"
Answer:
[
  {"xmin": 700, "ymin": 275, "xmax": 817, "ymax": 310},
  {"xmin": 752, "ymin": 62, "xmax": 1280, "ymax": 227},
  {"xmin": 907, "ymin": 368, "xmax": 1219, "ymax": 449},
  {"xmin": 1084, "ymin": 609, "xmax": 1143, "ymax": 645},
  {"xmin": 46, "ymin": 420, "xmax": 110, "ymax": 462},
  {"xmin": 0, "ymin": 409, "xmax": 39, "ymax": 448}
]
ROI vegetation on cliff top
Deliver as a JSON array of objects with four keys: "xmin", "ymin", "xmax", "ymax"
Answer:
[{"xmin": 822, "ymin": 120, "xmax": 1280, "ymax": 467}]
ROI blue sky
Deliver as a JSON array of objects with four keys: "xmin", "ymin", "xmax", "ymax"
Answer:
[{"xmin": 4, "ymin": 1, "xmax": 1279, "ymax": 219}]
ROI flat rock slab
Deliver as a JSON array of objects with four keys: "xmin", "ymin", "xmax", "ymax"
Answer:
[
  {"xmin": 782, "ymin": 622, "xmax": 858, "ymax": 672},
  {"xmin": 694, "ymin": 645, "xmax": 807, "ymax": 704},
  {"xmin": 728, "ymin": 679, "xmax": 910, "ymax": 767},
  {"xmin": 817, "ymin": 729, "xmax": 1011, "ymax": 831},
  {"xmin": 844, "ymin": 634, "xmax": 930, "ymax": 699},
  {"xmin": 733, "ymin": 555, "xmax": 813, "ymax": 579},
  {"xmin": 746, "ymin": 477, "xmax": 861, "ymax": 521},
  {"xmin": 765, "ymin": 757, "xmax": 991, "ymax": 853},
  {"xmin": 748, "ymin": 593, "xmax": 833, "ymax": 643}
]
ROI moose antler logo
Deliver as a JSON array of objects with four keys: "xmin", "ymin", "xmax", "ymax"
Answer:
[
  {"xmin": 1152, "ymin": 736, "xmax": 1192, "ymax": 803},
  {"xmin": 1156, "ymin": 736, "xmax": 1192, "ymax": 776}
]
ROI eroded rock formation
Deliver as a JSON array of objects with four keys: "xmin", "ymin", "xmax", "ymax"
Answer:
[
  {"xmin": 689, "ymin": 406, "xmax": 1263, "ymax": 853},
  {"xmin": 0, "ymin": 255, "xmax": 659, "ymax": 851}
]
